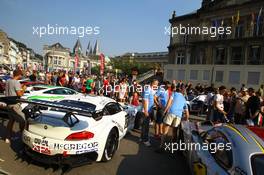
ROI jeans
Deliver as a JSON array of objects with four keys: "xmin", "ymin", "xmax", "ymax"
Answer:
[
  {"xmin": 140, "ymin": 110, "xmax": 153, "ymax": 142},
  {"xmin": 6, "ymin": 103, "xmax": 25, "ymax": 139}
]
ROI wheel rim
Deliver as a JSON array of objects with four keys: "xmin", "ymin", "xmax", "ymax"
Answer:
[{"xmin": 106, "ymin": 131, "xmax": 118, "ymax": 157}]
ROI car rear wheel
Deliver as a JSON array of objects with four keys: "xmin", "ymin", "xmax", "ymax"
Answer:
[{"xmin": 102, "ymin": 128, "xmax": 119, "ymax": 162}]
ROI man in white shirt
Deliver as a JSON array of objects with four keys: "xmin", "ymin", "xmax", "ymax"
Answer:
[{"xmin": 213, "ymin": 86, "xmax": 228, "ymax": 123}]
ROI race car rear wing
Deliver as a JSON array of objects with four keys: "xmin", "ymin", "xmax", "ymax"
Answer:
[{"xmin": 19, "ymin": 99, "xmax": 103, "ymax": 126}]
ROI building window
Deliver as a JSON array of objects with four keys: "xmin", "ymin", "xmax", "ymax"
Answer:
[
  {"xmin": 248, "ymin": 46, "xmax": 262, "ymax": 65},
  {"xmin": 247, "ymin": 72, "xmax": 260, "ymax": 85},
  {"xmin": 215, "ymin": 71, "xmax": 224, "ymax": 83},
  {"xmin": 167, "ymin": 69, "xmax": 173, "ymax": 79},
  {"xmin": 190, "ymin": 70, "xmax": 198, "ymax": 80},
  {"xmin": 229, "ymin": 71, "xmax": 240, "ymax": 84},
  {"xmin": 58, "ymin": 57, "xmax": 62, "ymax": 65},
  {"xmin": 203, "ymin": 70, "xmax": 210, "ymax": 81},
  {"xmin": 53, "ymin": 57, "xmax": 58, "ymax": 65},
  {"xmin": 175, "ymin": 52, "xmax": 185, "ymax": 64},
  {"xmin": 230, "ymin": 47, "xmax": 244, "ymax": 65},
  {"xmin": 191, "ymin": 50, "xmax": 206, "ymax": 64},
  {"xmin": 200, "ymin": 50, "xmax": 206, "ymax": 64},
  {"xmin": 214, "ymin": 48, "xmax": 227, "ymax": 64},
  {"xmin": 178, "ymin": 70, "xmax": 185, "ymax": 80}
]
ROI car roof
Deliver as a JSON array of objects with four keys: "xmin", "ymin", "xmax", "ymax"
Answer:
[
  {"xmin": 217, "ymin": 124, "xmax": 264, "ymax": 152},
  {"xmin": 32, "ymin": 85, "xmax": 62, "ymax": 89},
  {"xmin": 31, "ymin": 85, "xmax": 79, "ymax": 93},
  {"xmin": 61, "ymin": 95, "xmax": 116, "ymax": 110},
  {"xmin": 215, "ymin": 124, "xmax": 264, "ymax": 170}
]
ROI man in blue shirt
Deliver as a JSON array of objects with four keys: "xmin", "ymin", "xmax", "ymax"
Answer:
[
  {"xmin": 157, "ymin": 87, "xmax": 189, "ymax": 152},
  {"xmin": 141, "ymin": 79, "xmax": 159, "ymax": 147},
  {"xmin": 154, "ymin": 81, "xmax": 171, "ymax": 138}
]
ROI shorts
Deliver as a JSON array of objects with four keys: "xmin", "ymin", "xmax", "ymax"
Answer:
[
  {"xmin": 155, "ymin": 107, "xmax": 165, "ymax": 124},
  {"xmin": 163, "ymin": 113, "xmax": 181, "ymax": 127}
]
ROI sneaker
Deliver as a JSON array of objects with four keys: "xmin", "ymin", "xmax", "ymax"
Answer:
[
  {"xmin": 5, "ymin": 138, "xmax": 10, "ymax": 144},
  {"xmin": 143, "ymin": 141, "xmax": 151, "ymax": 147}
]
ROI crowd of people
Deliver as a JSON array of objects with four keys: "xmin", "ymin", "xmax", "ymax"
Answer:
[{"xmin": 1, "ymin": 68, "xmax": 264, "ymax": 152}]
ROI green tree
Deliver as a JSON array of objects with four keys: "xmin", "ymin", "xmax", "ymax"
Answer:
[
  {"xmin": 91, "ymin": 65, "xmax": 100, "ymax": 75},
  {"xmin": 109, "ymin": 57, "xmax": 154, "ymax": 75}
]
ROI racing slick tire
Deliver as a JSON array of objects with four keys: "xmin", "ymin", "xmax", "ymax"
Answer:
[{"xmin": 101, "ymin": 128, "xmax": 119, "ymax": 162}]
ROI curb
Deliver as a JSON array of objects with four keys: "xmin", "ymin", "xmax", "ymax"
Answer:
[{"xmin": 190, "ymin": 115, "xmax": 206, "ymax": 121}]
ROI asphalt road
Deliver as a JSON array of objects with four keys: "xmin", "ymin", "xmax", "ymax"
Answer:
[{"xmin": 0, "ymin": 116, "xmax": 191, "ymax": 175}]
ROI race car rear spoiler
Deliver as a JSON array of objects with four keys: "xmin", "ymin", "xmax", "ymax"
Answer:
[{"xmin": 18, "ymin": 99, "xmax": 103, "ymax": 125}]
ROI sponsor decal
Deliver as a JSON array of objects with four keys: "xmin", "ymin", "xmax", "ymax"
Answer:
[
  {"xmin": 27, "ymin": 95, "xmax": 65, "ymax": 100},
  {"xmin": 32, "ymin": 138, "xmax": 51, "ymax": 155},
  {"xmin": 34, "ymin": 138, "xmax": 48, "ymax": 147},
  {"xmin": 23, "ymin": 135, "xmax": 31, "ymax": 143},
  {"xmin": 53, "ymin": 142, "xmax": 98, "ymax": 151},
  {"xmin": 33, "ymin": 144, "xmax": 51, "ymax": 155},
  {"xmin": 112, "ymin": 120, "xmax": 124, "ymax": 133},
  {"xmin": 76, "ymin": 148, "xmax": 98, "ymax": 154}
]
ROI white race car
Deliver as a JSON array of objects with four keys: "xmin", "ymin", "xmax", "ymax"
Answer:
[
  {"xmin": 23, "ymin": 85, "xmax": 82, "ymax": 100},
  {"xmin": 21, "ymin": 85, "xmax": 83, "ymax": 108},
  {"xmin": 21, "ymin": 95, "xmax": 136, "ymax": 167},
  {"xmin": 186, "ymin": 94, "xmax": 207, "ymax": 113}
]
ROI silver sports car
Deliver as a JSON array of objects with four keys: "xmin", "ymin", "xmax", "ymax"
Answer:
[{"xmin": 180, "ymin": 121, "xmax": 264, "ymax": 175}]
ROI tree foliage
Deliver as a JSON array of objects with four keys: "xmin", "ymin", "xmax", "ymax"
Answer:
[{"xmin": 109, "ymin": 57, "xmax": 154, "ymax": 75}]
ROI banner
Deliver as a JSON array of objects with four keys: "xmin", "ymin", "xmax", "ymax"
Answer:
[
  {"xmin": 100, "ymin": 53, "xmax": 105, "ymax": 75},
  {"xmin": 74, "ymin": 47, "xmax": 81, "ymax": 72}
]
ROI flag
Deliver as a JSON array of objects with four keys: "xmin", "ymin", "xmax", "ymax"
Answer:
[
  {"xmin": 236, "ymin": 11, "xmax": 240, "ymax": 25},
  {"xmin": 212, "ymin": 20, "xmax": 219, "ymax": 28},
  {"xmin": 257, "ymin": 7, "xmax": 263, "ymax": 24},
  {"xmin": 74, "ymin": 47, "xmax": 81, "ymax": 72},
  {"xmin": 221, "ymin": 19, "xmax": 224, "ymax": 27},
  {"xmin": 232, "ymin": 16, "xmax": 235, "ymax": 26},
  {"xmin": 99, "ymin": 53, "xmax": 105, "ymax": 76},
  {"xmin": 257, "ymin": 7, "xmax": 263, "ymax": 35},
  {"xmin": 251, "ymin": 13, "xmax": 256, "ymax": 27}
]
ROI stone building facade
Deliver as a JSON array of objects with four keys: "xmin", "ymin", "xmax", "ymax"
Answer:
[{"xmin": 165, "ymin": 0, "xmax": 264, "ymax": 89}]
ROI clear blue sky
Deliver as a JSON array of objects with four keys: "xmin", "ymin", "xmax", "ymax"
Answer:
[{"xmin": 0, "ymin": 0, "xmax": 201, "ymax": 56}]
